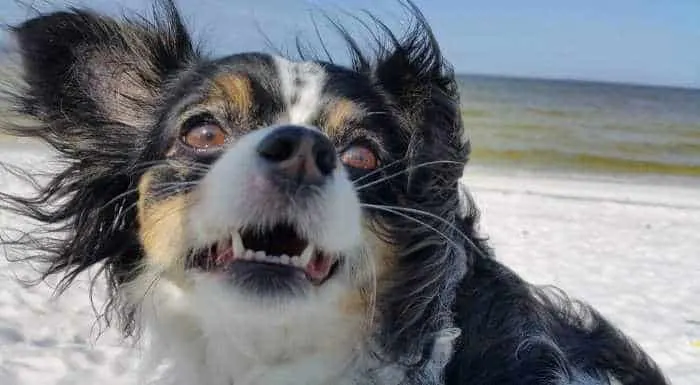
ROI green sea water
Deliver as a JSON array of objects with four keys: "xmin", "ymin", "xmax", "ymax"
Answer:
[{"xmin": 458, "ymin": 75, "xmax": 700, "ymax": 178}]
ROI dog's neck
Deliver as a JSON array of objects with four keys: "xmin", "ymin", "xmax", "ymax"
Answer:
[{"xmin": 129, "ymin": 273, "xmax": 459, "ymax": 385}]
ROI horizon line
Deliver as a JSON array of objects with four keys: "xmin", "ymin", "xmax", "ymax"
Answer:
[{"xmin": 456, "ymin": 72, "xmax": 700, "ymax": 91}]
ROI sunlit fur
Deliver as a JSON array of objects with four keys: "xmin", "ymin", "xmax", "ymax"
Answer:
[{"xmin": 0, "ymin": 1, "xmax": 669, "ymax": 384}]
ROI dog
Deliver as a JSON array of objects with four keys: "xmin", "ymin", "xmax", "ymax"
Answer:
[{"xmin": 0, "ymin": 1, "xmax": 669, "ymax": 384}]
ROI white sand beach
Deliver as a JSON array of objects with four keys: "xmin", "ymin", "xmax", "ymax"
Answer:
[{"xmin": 1, "ymin": 145, "xmax": 699, "ymax": 384}]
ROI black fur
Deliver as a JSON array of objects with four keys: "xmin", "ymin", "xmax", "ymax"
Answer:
[
  {"xmin": 0, "ymin": 1, "xmax": 669, "ymax": 384},
  {"xmin": 445, "ymin": 252, "xmax": 668, "ymax": 384}
]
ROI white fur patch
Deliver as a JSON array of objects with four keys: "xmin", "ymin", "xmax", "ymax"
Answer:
[
  {"xmin": 273, "ymin": 56, "xmax": 326, "ymax": 125},
  {"xmin": 431, "ymin": 327, "xmax": 461, "ymax": 366},
  {"xmin": 560, "ymin": 371, "xmax": 612, "ymax": 385}
]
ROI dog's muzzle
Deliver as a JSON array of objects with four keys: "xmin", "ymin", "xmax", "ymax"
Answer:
[{"xmin": 188, "ymin": 124, "xmax": 362, "ymax": 296}]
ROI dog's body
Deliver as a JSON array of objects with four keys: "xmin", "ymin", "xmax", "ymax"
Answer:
[{"xmin": 0, "ymin": 2, "xmax": 668, "ymax": 384}]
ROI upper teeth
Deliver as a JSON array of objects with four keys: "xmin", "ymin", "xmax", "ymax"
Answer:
[
  {"xmin": 232, "ymin": 231, "xmax": 245, "ymax": 256},
  {"xmin": 226, "ymin": 230, "xmax": 317, "ymax": 268},
  {"xmin": 299, "ymin": 243, "xmax": 315, "ymax": 266}
]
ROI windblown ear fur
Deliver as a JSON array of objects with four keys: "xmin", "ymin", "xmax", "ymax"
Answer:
[
  {"xmin": 11, "ymin": 0, "xmax": 197, "ymax": 128},
  {"xmin": 340, "ymin": 2, "xmax": 468, "ymax": 191},
  {"xmin": 0, "ymin": 0, "xmax": 199, "ymax": 334}
]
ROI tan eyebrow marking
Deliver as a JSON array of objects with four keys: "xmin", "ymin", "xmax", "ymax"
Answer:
[
  {"xmin": 208, "ymin": 74, "xmax": 254, "ymax": 112},
  {"xmin": 323, "ymin": 99, "xmax": 363, "ymax": 136}
]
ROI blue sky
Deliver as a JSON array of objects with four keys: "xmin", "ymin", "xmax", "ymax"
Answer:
[{"xmin": 2, "ymin": 0, "xmax": 698, "ymax": 88}]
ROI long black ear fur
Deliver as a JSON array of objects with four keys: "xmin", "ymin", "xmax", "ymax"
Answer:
[
  {"xmin": 13, "ymin": 0, "xmax": 197, "ymax": 127},
  {"xmin": 338, "ymin": 1, "xmax": 468, "ymax": 191},
  {"xmin": 0, "ymin": 0, "xmax": 199, "ymax": 334}
]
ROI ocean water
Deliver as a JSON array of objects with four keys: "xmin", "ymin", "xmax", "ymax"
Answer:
[{"xmin": 458, "ymin": 75, "xmax": 700, "ymax": 178}]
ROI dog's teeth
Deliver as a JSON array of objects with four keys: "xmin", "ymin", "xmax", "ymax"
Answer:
[
  {"xmin": 280, "ymin": 254, "xmax": 290, "ymax": 264},
  {"xmin": 244, "ymin": 249, "xmax": 255, "ymax": 260},
  {"xmin": 300, "ymin": 244, "xmax": 315, "ymax": 266},
  {"xmin": 232, "ymin": 231, "xmax": 245, "ymax": 257},
  {"xmin": 254, "ymin": 251, "xmax": 266, "ymax": 261}
]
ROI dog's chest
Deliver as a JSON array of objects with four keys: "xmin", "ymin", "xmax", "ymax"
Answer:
[
  {"xmin": 152, "ymin": 344, "xmax": 408, "ymax": 385},
  {"xmin": 142, "ymin": 303, "xmax": 390, "ymax": 384},
  {"xmin": 149, "ymin": 330, "xmax": 456, "ymax": 385}
]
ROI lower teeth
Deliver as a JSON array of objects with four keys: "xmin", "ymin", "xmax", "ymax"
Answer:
[{"xmin": 233, "ymin": 249, "xmax": 303, "ymax": 267}]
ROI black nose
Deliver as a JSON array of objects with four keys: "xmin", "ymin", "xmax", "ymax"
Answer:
[{"xmin": 257, "ymin": 125, "xmax": 337, "ymax": 184}]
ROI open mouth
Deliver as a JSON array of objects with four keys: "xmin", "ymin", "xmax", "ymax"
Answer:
[{"xmin": 193, "ymin": 224, "xmax": 339, "ymax": 285}]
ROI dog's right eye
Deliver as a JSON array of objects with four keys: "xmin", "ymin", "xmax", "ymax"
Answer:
[{"xmin": 182, "ymin": 123, "xmax": 228, "ymax": 150}]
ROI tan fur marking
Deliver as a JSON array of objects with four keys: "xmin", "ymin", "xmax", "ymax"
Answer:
[
  {"xmin": 340, "ymin": 221, "xmax": 397, "ymax": 319},
  {"xmin": 323, "ymin": 99, "xmax": 362, "ymax": 136},
  {"xmin": 365, "ymin": 223, "xmax": 399, "ymax": 279},
  {"xmin": 339, "ymin": 288, "xmax": 371, "ymax": 318},
  {"xmin": 137, "ymin": 172, "xmax": 189, "ymax": 274},
  {"xmin": 209, "ymin": 74, "xmax": 253, "ymax": 112}
]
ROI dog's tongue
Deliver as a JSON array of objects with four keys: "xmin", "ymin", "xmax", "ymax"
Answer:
[{"xmin": 305, "ymin": 254, "xmax": 334, "ymax": 284}]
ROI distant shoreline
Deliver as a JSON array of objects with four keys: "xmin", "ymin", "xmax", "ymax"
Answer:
[
  {"xmin": 455, "ymin": 73, "xmax": 700, "ymax": 92},
  {"xmin": 0, "ymin": 59, "xmax": 698, "ymax": 91}
]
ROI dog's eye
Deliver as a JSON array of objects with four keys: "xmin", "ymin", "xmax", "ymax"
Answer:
[
  {"xmin": 182, "ymin": 124, "xmax": 227, "ymax": 149},
  {"xmin": 340, "ymin": 146, "xmax": 378, "ymax": 170}
]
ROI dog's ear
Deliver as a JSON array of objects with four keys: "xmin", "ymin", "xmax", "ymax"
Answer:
[
  {"xmin": 0, "ymin": 1, "xmax": 199, "ymax": 333},
  {"xmin": 368, "ymin": 4, "xmax": 468, "ymax": 193},
  {"xmin": 373, "ymin": 25, "xmax": 463, "ymax": 142},
  {"xmin": 11, "ymin": 2, "xmax": 197, "ymax": 128}
]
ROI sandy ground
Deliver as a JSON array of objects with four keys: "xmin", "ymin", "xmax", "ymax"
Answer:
[{"xmin": 1, "ymin": 144, "xmax": 699, "ymax": 384}]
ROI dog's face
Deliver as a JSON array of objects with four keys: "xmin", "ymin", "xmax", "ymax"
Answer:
[
  {"xmin": 3, "ymin": 1, "xmax": 472, "ymax": 366},
  {"xmin": 133, "ymin": 54, "xmax": 402, "ymax": 347},
  {"xmin": 139, "ymin": 55, "xmax": 389, "ymax": 298}
]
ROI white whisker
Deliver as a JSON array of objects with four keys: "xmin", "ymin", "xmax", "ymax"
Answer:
[
  {"xmin": 361, "ymin": 203, "xmax": 487, "ymax": 259},
  {"xmin": 354, "ymin": 160, "xmax": 462, "ymax": 191}
]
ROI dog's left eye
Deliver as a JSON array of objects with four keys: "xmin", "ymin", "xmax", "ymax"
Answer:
[
  {"xmin": 340, "ymin": 146, "xmax": 379, "ymax": 170},
  {"xmin": 182, "ymin": 124, "xmax": 227, "ymax": 149}
]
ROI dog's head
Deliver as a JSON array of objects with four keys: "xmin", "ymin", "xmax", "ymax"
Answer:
[{"xmin": 1, "ymin": 0, "xmax": 481, "ymax": 372}]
